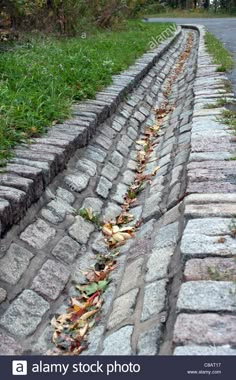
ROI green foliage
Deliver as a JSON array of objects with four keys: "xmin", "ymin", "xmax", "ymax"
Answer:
[{"xmin": 1, "ymin": 1, "xmax": 153, "ymax": 34}]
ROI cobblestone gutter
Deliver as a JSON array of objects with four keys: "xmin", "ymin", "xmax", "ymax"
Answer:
[
  {"xmin": 0, "ymin": 25, "xmax": 235, "ymax": 356},
  {"xmin": 0, "ymin": 27, "xmax": 181, "ymax": 237}
]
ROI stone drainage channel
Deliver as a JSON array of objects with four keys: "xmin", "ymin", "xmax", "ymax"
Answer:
[{"xmin": 0, "ymin": 25, "xmax": 236, "ymax": 356}]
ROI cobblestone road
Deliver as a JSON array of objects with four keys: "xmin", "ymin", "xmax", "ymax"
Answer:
[{"xmin": 0, "ymin": 25, "xmax": 236, "ymax": 356}]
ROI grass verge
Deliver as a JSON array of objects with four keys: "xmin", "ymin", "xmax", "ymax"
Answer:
[
  {"xmin": 204, "ymin": 32, "xmax": 234, "ymax": 72},
  {"xmin": 144, "ymin": 9, "xmax": 236, "ymax": 18},
  {"xmin": 0, "ymin": 20, "xmax": 174, "ymax": 164}
]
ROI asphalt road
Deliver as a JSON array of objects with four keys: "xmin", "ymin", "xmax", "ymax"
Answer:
[{"xmin": 147, "ymin": 17, "xmax": 236, "ymax": 95}]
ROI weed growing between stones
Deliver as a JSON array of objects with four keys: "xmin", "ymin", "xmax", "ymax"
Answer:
[
  {"xmin": 203, "ymin": 98, "xmax": 234, "ymax": 109},
  {"xmin": 49, "ymin": 32, "xmax": 194, "ymax": 356},
  {"xmin": 77, "ymin": 208, "xmax": 101, "ymax": 230},
  {"xmin": 221, "ymin": 110, "xmax": 236, "ymax": 130}
]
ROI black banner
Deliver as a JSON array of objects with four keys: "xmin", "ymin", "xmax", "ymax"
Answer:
[{"xmin": 0, "ymin": 356, "xmax": 234, "ymax": 380}]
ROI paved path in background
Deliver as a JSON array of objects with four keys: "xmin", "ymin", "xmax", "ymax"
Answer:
[{"xmin": 147, "ymin": 18, "xmax": 236, "ymax": 95}]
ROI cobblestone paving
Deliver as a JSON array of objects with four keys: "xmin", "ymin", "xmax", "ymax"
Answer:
[
  {"xmin": 147, "ymin": 18, "xmax": 236, "ymax": 96},
  {"xmin": 0, "ymin": 26, "xmax": 235, "ymax": 356}
]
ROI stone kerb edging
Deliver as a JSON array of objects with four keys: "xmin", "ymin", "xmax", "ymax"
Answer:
[
  {"xmin": 0, "ymin": 26, "xmax": 182, "ymax": 237},
  {"xmin": 173, "ymin": 25, "xmax": 236, "ymax": 356}
]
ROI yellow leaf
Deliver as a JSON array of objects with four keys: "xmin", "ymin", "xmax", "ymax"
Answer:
[
  {"xmin": 112, "ymin": 225, "xmax": 120, "ymax": 234},
  {"xmin": 86, "ymin": 207, "xmax": 93, "ymax": 220},
  {"xmin": 136, "ymin": 140, "xmax": 147, "ymax": 145},
  {"xmin": 112, "ymin": 233, "xmax": 125, "ymax": 242},
  {"xmin": 102, "ymin": 224, "xmax": 113, "ymax": 236},
  {"xmin": 120, "ymin": 232, "xmax": 132, "ymax": 239}
]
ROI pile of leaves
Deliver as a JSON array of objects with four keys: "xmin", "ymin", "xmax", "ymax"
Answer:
[
  {"xmin": 50, "ymin": 252, "xmax": 118, "ymax": 355},
  {"xmin": 50, "ymin": 33, "xmax": 194, "ymax": 355}
]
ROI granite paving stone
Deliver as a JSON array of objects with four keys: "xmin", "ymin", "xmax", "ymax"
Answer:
[
  {"xmin": 177, "ymin": 281, "xmax": 236, "ymax": 313},
  {"xmin": 119, "ymin": 258, "xmax": 144, "ymax": 295},
  {"xmin": 184, "ymin": 258, "xmax": 236, "ymax": 281},
  {"xmin": 0, "ymin": 332, "xmax": 22, "ymax": 355},
  {"xmin": 174, "ymin": 313, "xmax": 236, "ymax": 346},
  {"xmin": 31, "ymin": 259, "xmax": 70, "ymax": 300},
  {"xmin": 101, "ymin": 163, "xmax": 120, "ymax": 181},
  {"xmin": 110, "ymin": 151, "xmax": 124, "ymax": 168},
  {"xmin": 112, "ymin": 183, "xmax": 128, "ymax": 204},
  {"xmin": 96, "ymin": 177, "xmax": 112, "ymax": 199},
  {"xmin": 101, "ymin": 326, "xmax": 133, "ymax": 355},
  {"xmin": 141, "ymin": 279, "xmax": 167, "ymax": 321},
  {"xmin": 0, "ymin": 243, "xmax": 33, "ymax": 285},
  {"xmin": 69, "ymin": 216, "xmax": 95, "ymax": 244},
  {"xmin": 20, "ymin": 219, "xmax": 56, "ymax": 249},
  {"xmin": 137, "ymin": 325, "xmax": 162, "ymax": 355},
  {"xmin": 174, "ymin": 345, "xmax": 236, "ymax": 356},
  {"xmin": 0, "ymin": 289, "xmax": 49, "ymax": 337},
  {"xmin": 65, "ymin": 172, "xmax": 90, "ymax": 192},
  {"xmin": 108, "ymin": 288, "xmax": 139, "ymax": 329},
  {"xmin": 75, "ymin": 158, "xmax": 97, "ymax": 177},
  {"xmin": 81, "ymin": 197, "xmax": 103, "ymax": 214},
  {"xmin": 52, "ymin": 236, "xmax": 80, "ymax": 264}
]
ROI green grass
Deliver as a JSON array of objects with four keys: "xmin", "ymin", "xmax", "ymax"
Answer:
[
  {"xmin": 0, "ymin": 20, "xmax": 174, "ymax": 164},
  {"xmin": 221, "ymin": 109, "xmax": 236, "ymax": 128},
  {"xmin": 204, "ymin": 32, "xmax": 234, "ymax": 73}
]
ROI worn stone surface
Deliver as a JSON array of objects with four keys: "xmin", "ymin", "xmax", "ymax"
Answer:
[
  {"xmin": 0, "ymin": 288, "xmax": 7, "ymax": 303},
  {"xmin": 184, "ymin": 258, "xmax": 236, "ymax": 281},
  {"xmin": 174, "ymin": 313, "xmax": 236, "ymax": 346},
  {"xmin": 81, "ymin": 197, "xmax": 103, "ymax": 214},
  {"xmin": 177, "ymin": 281, "xmax": 236, "ymax": 313},
  {"xmin": 76, "ymin": 158, "xmax": 97, "ymax": 176},
  {"xmin": 20, "ymin": 219, "xmax": 56, "ymax": 249},
  {"xmin": 142, "ymin": 193, "xmax": 162, "ymax": 221},
  {"xmin": 0, "ymin": 290, "xmax": 49, "ymax": 337},
  {"xmin": 108, "ymin": 288, "xmax": 139, "ymax": 329},
  {"xmin": 146, "ymin": 247, "xmax": 174, "ymax": 282},
  {"xmin": 103, "ymin": 202, "xmax": 122, "ymax": 222},
  {"xmin": 31, "ymin": 259, "xmax": 70, "ymax": 300},
  {"xmin": 52, "ymin": 236, "xmax": 80, "ymax": 264},
  {"xmin": 85, "ymin": 146, "xmax": 107, "ymax": 163},
  {"xmin": 101, "ymin": 326, "xmax": 133, "ymax": 355},
  {"xmin": 174, "ymin": 345, "xmax": 236, "ymax": 356},
  {"xmin": 119, "ymin": 258, "xmax": 144, "ymax": 295},
  {"xmin": 69, "ymin": 216, "xmax": 95, "ymax": 244},
  {"xmin": 101, "ymin": 163, "xmax": 120, "ymax": 181},
  {"xmin": 141, "ymin": 279, "xmax": 167, "ymax": 321},
  {"xmin": 185, "ymin": 203, "xmax": 236, "ymax": 218},
  {"xmin": 41, "ymin": 198, "xmax": 74, "ymax": 224},
  {"xmin": 96, "ymin": 176, "xmax": 112, "ymax": 199},
  {"xmin": 122, "ymin": 170, "xmax": 135, "ymax": 185},
  {"xmin": 65, "ymin": 172, "xmax": 90, "ymax": 192},
  {"xmin": 0, "ymin": 331, "xmax": 23, "ymax": 355},
  {"xmin": 117, "ymin": 141, "xmax": 129, "ymax": 157},
  {"xmin": 110, "ymin": 151, "xmax": 124, "ymax": 168},
  {"xmin": 137, "ymin": 325, "xmax": 162, "ymax": 355},
  {"xmin": 112, "ymin": 183, "xmax": 128, "ymax": 204},
  {"xmin": 181, "ymin": 218, "xmax": 236, "ymax": 258},
  {"xmin": 56, "ymin": 187, "xmax": 75, "ymax": 204},
  {"xmin": 0, "ymin": 243, "xmax": 33, "ymax": 285}
]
